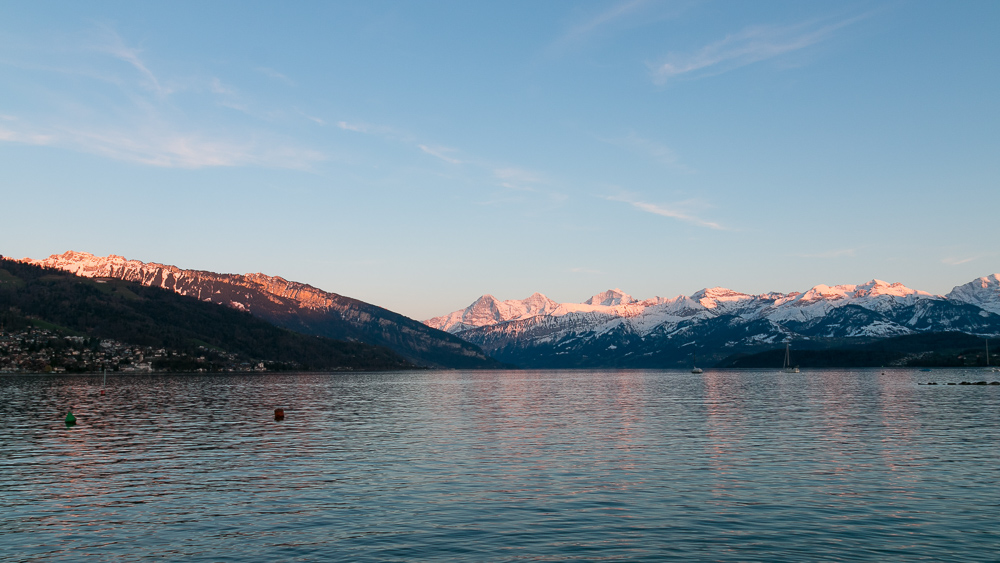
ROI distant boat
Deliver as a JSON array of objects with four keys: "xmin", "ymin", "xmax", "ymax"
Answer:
[
  {"xmin": 783, "ymin": 343, "xmax": 800, "ymax": 373},
  {"xmin": 691, "ymin": 351, "xmax": 703, "ymax": 374}
]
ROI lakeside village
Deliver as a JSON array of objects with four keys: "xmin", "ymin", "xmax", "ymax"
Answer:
[{"xmin": 0, "ymin": 327, "xmax": 273, "ymax": 374}]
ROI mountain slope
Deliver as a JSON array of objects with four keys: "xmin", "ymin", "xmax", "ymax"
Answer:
[
  {"xmin": 23, "ymin": 251, "xmax": 501, "ymax": 369},
  {"xmin": 0, "ymin": 258, "xmax": 412, "ymax": 371}
]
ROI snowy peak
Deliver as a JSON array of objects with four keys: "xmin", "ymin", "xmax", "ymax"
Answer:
[
  {"xmin": 436, "ymin": 275, "xmax": 1000, "ymax": 369},
  {"xmin": 854, "ymin": 279, "xmax": 929, "ymax": 298},
  {"xmin": 797, "ymin": 284, "xmax": 850, "ymax": 302},
  {"xmin": 584, "ymin": 289, "xmax": 634, "ymax": 306},
  {"xmin": 424, "ymin": 275, "xmax": 979, "ymax": 339},
  {"xmin": 787, "ymin": 280, "xmax": 930, "ymax": 306},
  {"xmin": 947, "ymin": 274, "xmax": 1000, "ymax": 314},
  {"xmin": 427, "ymin": 288, "xmax": 662, "ymax": 334},
  {"xmin": 463, "ymin": 294, "xmax": 506, "ymax": 326},
  {"xmin": 690, "ymin": 287, "xmax": 755, "ymax": 309},
  {"xmin": 424, "ymin": 292, "xmax": 562, "ymax": 333},
  {"xmin": 521, "ymin": 292, "xmax": 560, "ymax": 313}
]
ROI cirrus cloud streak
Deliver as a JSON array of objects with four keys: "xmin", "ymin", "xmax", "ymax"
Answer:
[
  {"xmin": 607, "ymin": 193, "xmax": 724, "ymax": 230},
  {"xmin": 651, "ymin": 14, "xmax": 868, "ymax": 83}
]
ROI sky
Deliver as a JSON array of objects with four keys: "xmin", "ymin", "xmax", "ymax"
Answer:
[{"xmin": 1, "ymin": 1, "xmax": 998, "ymax": 320}]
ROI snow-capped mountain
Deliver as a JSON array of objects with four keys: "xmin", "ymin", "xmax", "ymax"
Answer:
[
  {"xmin": 946, "ymin": 274, "xmax": 1000, "ymax": 315},
  {"xmin": 424, "ymin": 288, "xmax": 655, "ymax": 334},
  {"xmin": 21, "ymin": 250, "xmax": 1000, "ymax": 370},
  {"xmin": 425, "ymin": 277, "xmax": 1000, "ymax": 369},
  {"xmin": 21, "ymin": 251, "xmax": 500, "ymax": 369},
  {"xmin": 427, "ymin": 280, "xmax": 940, "ymax": 336}
]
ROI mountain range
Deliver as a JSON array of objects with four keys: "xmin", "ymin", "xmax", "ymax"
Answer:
[
  {"xmin": 424, "ymin": 277, "xmax": 1000, "ymax": 368},
  {"xmin": 15, "ymin": 250, "xmax": 1000, "ymax": 370},
  {"xmin": 22, "ymin": 251, "xmax": 501, "ymax": 369}
]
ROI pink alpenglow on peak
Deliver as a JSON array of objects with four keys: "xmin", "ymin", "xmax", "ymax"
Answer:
[
  {"xmin": 853, "ymin": 279, "xmax": 929, "ymax": 298},
  {"xmin": 426, "ymin": 288, "xmax": 671, "ymax": 333},
  {"xmin": 23, "ymin": 250, "xmax": 150, "ymax": 278},
  {"xmin": 423, "ymin": 277, "xmax": 974, "ymax": 336},
  {"xmin": 22, "ymin": 251, "xmax": 337, "ymax": 311},
  {"xmin": 774, "ymin": 280, "xmax": 933, "ymax": 312},
  {"xmin": 690, "ymin": 287, "xmax": 756, "ymax": 309},
  {"xmin": 584, "ymin": 289, "xmax": 635, "ymax": 306},
  {"xmin": 15, "ymin": 250, "xmax": 503, "ymax": 369},
  {"xmin": 946, "ymin": 274, "xmax": 1000, "ymax": 315},
  {"xmin": 424, "ymin": 292, "xmax": 561, "ymax": 333},
  {"xmin": 799, "ymin": 280, "xmax": 930, "ymax": 301}
]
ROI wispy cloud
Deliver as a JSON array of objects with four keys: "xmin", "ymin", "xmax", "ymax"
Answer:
[
  {"xmin": 337, "ymin": 115, "xmax": 566, "ymax": 205},
  {"xmin": 256, "ymin": 66, "xmax": 294, "ymax": 85},
  {"xmin": 796, "ymin": 248, "xmax": 857, "ymax": 259},
  {"xmin": 600, "ymin": 131, "xmax": 690, "ymax": 171},
  {"xmin": 287, "ymin": 107, "xmax": 326, "ymax": 125},
  {"xmin": 0, "ymin": 25, "xmax": 329, "ymax": 170},
  {"xmin": 545, "ymin": 0, "xmax": 689, "ymax": 58},
  {"xmin": 0, "ymin": 118, "xmax": 324, "ymax": 169},
  {"xmin": 337, "ymin": 120, "xmax": 414, "ymax": 141},
  {"xmin": 651, "ymin": 14, "xmax": 867, "ymax": 83},
  {"xmin": 207, "ymin": 77, "xmax": 254, "ymax": 113},
  {"xmin": 494, "ymin": 167, "xmax": 544, "ymax": 190},
  {"xmin": 942, "ymin": 256, "xmax": 981, "ymax": 266},
  {"xmin": 418, "ymin": 144, "xmax": 461, "ymax": 164},
  {"xmin": 337, "ymin": 120, "xmax": 467, "ymax": 165},
  {"xmin": 209, "ymin": 77, "xmax": 234, "ymax": 96},
  {"xmin": 95, "ymin": 27, "xmax": 171, "ymax": 96},
  {"xmin": 608, "ymin": 192, "xmax": 724, "ymax": 230},
  {"xmin": 551, "ymin": 0, "xmax": 647, "ymax": 51},
  {"xmin": 0, "ymin": 126, "xmax": 55, "ymax": 145},
  {"xmin": 337, "ymin": 121, "xmax": 371, "ymax": 133}
]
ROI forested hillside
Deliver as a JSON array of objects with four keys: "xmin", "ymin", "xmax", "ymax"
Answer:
[{"xmin": 0, "ymin": 258, "xmax": 413, "ymax": 371}]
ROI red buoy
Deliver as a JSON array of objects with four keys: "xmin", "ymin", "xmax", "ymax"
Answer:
[{"xmin": 274, "ymin": 408, "xmax": 285, "ymax": 421}]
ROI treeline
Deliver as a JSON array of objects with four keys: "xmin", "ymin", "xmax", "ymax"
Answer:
[
  {"xmin": 0, "ymin": 258, "xmax": 413, "ymax": 371},
  {"xmin": 717, "ymin": 332, "xmax": 997, "ymax": 368}
]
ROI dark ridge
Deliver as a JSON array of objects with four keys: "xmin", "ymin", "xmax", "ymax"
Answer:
[
  {"xmin": 22, "ymin": 252, "xmax": 507, "ymax": 369},
  {"xmin": 716, "ymin": 332, "xmax": 998, "ymax": 368},
  {"xmin": 0, "ymin": 257, "xmax": 413, "ymax": 371}
]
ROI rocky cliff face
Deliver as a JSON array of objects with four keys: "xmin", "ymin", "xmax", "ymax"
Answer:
[{"xmin": 24, "ymin": 251, "xmax": 501, "ymax": 369}]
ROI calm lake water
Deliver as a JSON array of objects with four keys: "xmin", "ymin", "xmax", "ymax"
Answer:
[{"xmin": 2, "ymin": 369, "xmax": 999, "ymax": 561}]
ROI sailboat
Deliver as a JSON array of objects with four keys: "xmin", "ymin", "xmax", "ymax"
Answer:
[
  {"xmin": 691, "ymin": 351, "xmax": 703, "ymax": 374},
  {"xmin": 783, "ymin": 343, "xmax": 800, "ymax": 373}
]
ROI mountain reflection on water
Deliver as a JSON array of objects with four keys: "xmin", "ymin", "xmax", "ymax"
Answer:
[{"xmin": 2, "ymin": 369, "xmax": 999, "ymax": 561}]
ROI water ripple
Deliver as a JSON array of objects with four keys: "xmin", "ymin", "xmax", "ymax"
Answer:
[{"xmin": 2, "ymin": 369, "xmax": 999, "ymax": 561}]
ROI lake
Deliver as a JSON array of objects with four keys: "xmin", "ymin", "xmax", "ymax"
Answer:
[{"xmin": 2, "ymin": 369, "xmax": 999, "ymax": 561}]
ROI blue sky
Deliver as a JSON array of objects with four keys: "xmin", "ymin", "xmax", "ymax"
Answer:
[{"xmin": 2, "ymin": 1, "xmax": 998, "ymax": 319}]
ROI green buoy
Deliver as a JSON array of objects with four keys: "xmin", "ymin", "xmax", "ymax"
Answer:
[{"xmin": 65, "ymin": 412, "xmax": 76, "ymax": 425}]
